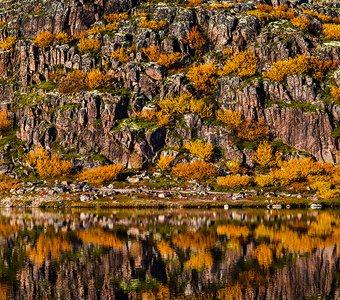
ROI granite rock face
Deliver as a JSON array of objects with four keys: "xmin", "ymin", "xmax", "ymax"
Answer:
[{"xmin": 0, "ymin": 0, "xmax": 339, "ymax": 165}]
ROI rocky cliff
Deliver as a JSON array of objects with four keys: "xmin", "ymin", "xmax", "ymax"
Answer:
[{"xmin": 0, "ymin": 0, "xmax": 339, "ymax": 168}]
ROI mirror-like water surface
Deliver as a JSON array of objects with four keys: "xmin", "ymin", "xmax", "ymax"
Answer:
[{"xmin": 0, "ymin": 208, "xmax": 338, "ymax": 300}]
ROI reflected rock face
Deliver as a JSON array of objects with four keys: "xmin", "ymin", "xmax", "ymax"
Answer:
[{"xmin": 0, "ymin": 209, "xmax": 339, "ymax": 300}]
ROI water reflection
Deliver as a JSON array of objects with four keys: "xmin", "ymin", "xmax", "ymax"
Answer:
[{"xmin": 0, "ymin": 208, "xmax": 338, "ymax": 300}]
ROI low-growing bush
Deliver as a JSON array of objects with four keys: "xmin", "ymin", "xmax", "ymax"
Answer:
[
  {"xmin": 139, "ymin": 17, "xmax": 167, "ymax": 31},
  {"xmin": 111, "ymin": 47, "xmax": 130, "ymax": 63},
  {"xmin": 216, "ymin": 109, "xmax": 243, "ymax": 129},
  {"xmin": 57, "ymin": 70, "xmax": 88, "ymax": 94},
  {"xmin": 172, "ymin": 160, "xmax": 218, "ymax": 180},
  {"xmin": 157, "ymin": 154, "xmax": 176, "ymax": 172},
  {"xmin": 158, "ymin": 93, "xmax": 213, "ymax": 118},
  {"xmin": 0, "ymin": 36, "xmax": 16, "ymax": 50},
  {"xmin": 291, "ymin": 16, "xmax": 311, "ymax": 31},
  {"xmin": 323, "ymin": 24, "xmax": 340, "ymax": 41},
  {"xmin": 331, "ymin": 86, "xmax": 340, "ymax": 104},
  {"xmin": 33, "ymin": 31, "xmax": 55, "ymax": 47},
  {"xmin": 237, "ymin": 118, "xmax": 269, "ymax": 142},
  {"xmin": 254, "ymin": 174, "xmax": 276, "ymax": 187},
  {"xmin": 303, "ymin": 10, "xmax": 333, "ymax": 23},
  {"xmin": 103, "ymin": 13, "xmax": 128, "ymax": 23},
  {"xmin": 187, "ymin": 62, "xmax": 218, "ymax": 93},
  {"xmin": 86, "ymin": 69, "xmax": 110, "ymax": 90},
  {"xmin": 217, "ymin": 175, "xmax": 251, "ymax": 188},
  {"xmin": 0, "ymin": 175, "xmax": 19, "ymax": 192},
  {"xmin": 55, "ymin": 32, "xmax": 71, "ymax": 44},
  {"xmin": 142, "ymin": 45, "xmax": 182, "ymax": 67},
  {"xmin": 78, "ymin": 164, "xmax": 124, "ymax": 185},
  {"xmin": 77, "ymin": 37, "xmax": 101, "ymax": 53},
  {"xmin": 26, "ymin": 146, "xmax": 72, "ymax": 179},
  {"xmin": 0, "ymin": 107, "xmax": 12, "ymax": 133},
  {"xmin": 221, "ymin": 51, "xmax": 258, "ymax": 78},
  {"xmin": 252, "ymin": 140, "xmax": 281, "ymax": 168},
  {"xmin": 185, "ymin": 26, "xmax": 205, "ymax": 51},
  {"xmin": 185, "ymin": 140, "xmax": 214, "ymax": 161}
]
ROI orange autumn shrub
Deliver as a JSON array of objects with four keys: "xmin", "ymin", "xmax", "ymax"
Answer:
[
  {"xmin": 55, "ymin": 32, "xmax": 71, "ymax": 44},
  {"xmin": 216, "ymin": 224, "xmax": 249, "ymax": 237},
  {"xmin": 253, "ymin": 244, "xmax": 273, "ymax": 268},
  {"xmin": 247, "ymin": 10, "xmax": 274, "ymax": 24},
  {"xmin": 254, "ymin": 174, "xmax": 276, "ymax": 187},
  {"xmin": 0, "ymin": 175, "xmax": 19, "ymax": 192},
  {"xmin": 78, "ymin": 227, "xmax": 123, "ymax": 248},
  {"xmin": 77, "ymin": 37, "xmax": 101, "ymax": 53},
  {"xmin": 185, "ymin": 252, "xmax": 213, "ymax": 271},
  {"xmin": 216, "ymin": 109, "xmax": 243, "ymax": 129},
  {"xmin": 158, "ymin": 93, "xmax": 213, "ymax": 118},
  {"xmin": 0, "ymin": 36, "xmax": 16, "ymax": 50},
  {"xmin": 33, "ymin": 31, "xmax": 55, "ymax": 47},
  {"xmin": 303, "ymin": 10, "xmax": 333, "ymax": 23},
  {"xmin": 0, "ymin": 21, "xmax": 6, "ymax": 28},
  {"xmin": 57, "ymin": 70, "xmax": 88, "ymax": 94},
  {"xmin": 187, "ymin": 0, "xmax": 204, "ymax": 7},
  {"xmin": 0, "ymin": 107, "xmax": 12, "ymax": 133},
  {"xmin": 252, "ymin": 140, "xmax": 281, "ymax": 168},
  {"xmin": 172, "ymin": 160, "xmax": 218, "ymax": 180},
  {"xmin": 221, "ymin": 51, "xmax": 258, "ymax": 78},
  {"xmin": 111, "ymin": 47, "xmax": 130, "ymax": 63},
  {"xmin": 185, "ymin": 26, "xmax": 205, "ymax": 51},
  {"xmin": 331, "ymin": 86, "xmax": 340, "ymax": 104},
  {"xmin": 77, "ymin": 164, "xmax": 124, "ymax": 185},
  {"xmin": 139, "ymin": 17, "xmax": 167, "ymax": 31},
  {"xmin": 187, "ymin": 62, "xmax": 218, "ymax": 93},
  {"xmin": 25, "ymin": 146, "xmax": 72, "ymax": 178},
  {"xmin": 291, "ymin": 16, "xmax": 311, "ymax": 31},
  {"xmin": 103, "ymin": 13, "xmax": 128, "ymax": 23},
  {"xmin": 237, "ymin": 118, "xmax": 269, "ymax": 141},
  {"xmin": 86, "ymin": 69, "xmax": 110, "ymax": 89},
  {"xmin": 323, "ymin": 24, "xmax": 340, "ymax": 41},
  {"xmin": 185, "ymin": 140, "xmax": 214, "ymax": 161},
  {"xmin": 217, "ymin": 175, "xmax": 251, "ymax": 188},
  {"xmin": 142, "ymin": 45, "xmax": 182, "ymax": 67},
  {"xmin": 157, "ymin": 154, "xmax": 176, "ymax": 172}
]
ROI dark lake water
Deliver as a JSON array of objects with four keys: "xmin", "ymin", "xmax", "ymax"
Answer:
[{"xmin": 0, "ymin": 208, "xmax": 338, "ymax": 300}]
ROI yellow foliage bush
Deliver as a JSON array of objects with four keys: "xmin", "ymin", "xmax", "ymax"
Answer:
[
  {"xmin": 139, "ymin": 17, "xmax": 167, "ymax": 31},
  {"xmin": 0, "ymin": 175, "xmax": 19, "ymax": 192},
  {"xmin": 252, "ymin": 140, "xmax": 281, "ymax": 168},
  {"xmin": 247, "ymin": 10, "xmax": 274, "ymax": 24},
  {"xmin": 0, "ymin": 21, "xmax": 6, "ymax": 28},
  {"xmin": 221, "ymin": 51, "xmax": 258, "ymax": 78},
  {"xmin": 0, "ymin": 36, "xmax": 16, "ymax": 50},
  {"xmin": 55, "ymin": 32, "xmax": 71, "ymax": 44},
  {"xmin": 111, "ymin": 47, "xmax": 130, "ymax": 63},
  {"xmin": 248, "ymin": 5, "xmax": 295, "ymax": 24},
  {"xmin": 172, "ymin": 160, "xmax": 218, "ymax": 180},
  {"xmin": 303, "ymin": 10, "xmax": 333, "ymax": 23},
  {"xmin": 291, "ymin": 16, "xmax": 311, "ymax": 31},
  {"xmin": 187, "ymin": 0, "xmax": 204, "ymax": 7},
  {"xmin": 254, "ymin": 173, "xmax": 276, "ymax": 187},
  {"xmin": 103, "ymin": 13, "xmax": 128, "ymax": 23},
  {"xmin": 185, "ymin": 140, "xmax": 214, "ymax": 161},
  {"xmin": 78, "ymin": 164, "xmax": 124, "ymax": 185},
  {"xmin": 0, "ymin": 107, "xmax": 12, "ymax": 133},
  {"xmin": 157, "ymin": 154, "xmax": 175, "ymax": 172},
  {"xmin": 237, "ymin": 118, "xmax": 269, "ymax": 142},
  {"xmin": 225, "ymin": 160, "xmax": 241, "ymax": 175},
  {"xmin": 77, "ymin": 37, "xmax": 101, "ymax": 53},
  {"xmin": 217, "ymin": 175, "xmax": 251, "ymax": 188},
  {"xmin": 331, "ymin": 86, "xmax": 340, "ymax": 104},
  {"xmin": 78, "ymin": 227, "xmax": 123, "ymax": 248},
  {"xmin": 323, "ymin": 24, "xmax": 340, "ymax": 41},
  {"xmin": 187, "ymin": 62, "xmax": 218, "ymax": 93},
  {"xmin": 33, "ymin": 32, "xmax": 55, "ymax": 47},
  {"xmin": 57, "ymin": 70, "xmax": 88, "ymax": 94},
  {"xmin": 216, "ymin": 109, "xmax": 243, "ymax": 129},
  {"xmin": 262, "ymin": 54, "xmax": 309, "ymax": 81},
  {"xmin": 142, "ymin": 45, "xmax": 182, "ymax": 67},
  {"xmin": 185, "ymin": 26, "xmax": 205, "ymax": 51},
  {"xmin": 217, "ymin": 224, "xmax": 249, "ymax": 237},
  {"xmin": 158, "ymin": 93, "xmax": 213, "ymax": 118},
  {"xmin": 26, "ymin": 146, "xmax": 72, "ymax": 179},
  {"xmin": 86, "ymin": 69, "xmax": 110, "ymax": 90},
  {"xmin": 208, "ymin": 3, "xmax": 233, "ymax": 10}
]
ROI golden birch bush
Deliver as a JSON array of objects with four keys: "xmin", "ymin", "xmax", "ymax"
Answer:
[
  {"xmin": 185, "ymin": 140, "xmax": 214, "ymax": 161},
  {"xmin": 78, "ymin": 164, "xmax": 124, "ymax": 185},
  {"xmin": 187, "ymin": 62, "xmax": 218, "ymax": 93},
  {"xmin": 222, "ymin": 51, "xmax": 258, "ymax": 78},
  {"xmin": 172, "ymin": 160, "xmax": 218, "ymax": 180},
  {"xmin": 217, "ymin": 175, "xmax": 251, "ymax": 188}
]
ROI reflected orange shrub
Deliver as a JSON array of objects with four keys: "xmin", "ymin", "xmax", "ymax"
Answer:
[
  {"xmin": 172, "ymin": 231, "xmax": 216, "ymax": 251},
  {"xmin": 27, "ymin": 234, "xmax": 72, "ymax": 265},
  {"xmin": 217, "ymin": 224, "xmax": 249, "ymax": 238},
  {"xmin": 253, "ymin": 244, "xmax": 272, "ymax": 268},
  {"xmin": 185, "ymin": 252, "xmax": 213, "ymax": 270},
  {"xmin": 78, "ymin": 227, "xmax": 123, "ymax": 248}
]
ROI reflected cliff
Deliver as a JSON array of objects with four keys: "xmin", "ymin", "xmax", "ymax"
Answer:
[{"xmin": 0, "ymin": 208, "xmax": 338, "ymax": 300}]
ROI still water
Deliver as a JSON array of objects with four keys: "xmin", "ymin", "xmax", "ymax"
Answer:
[{"xmin": 0, "ymin": 208, "xmax": 338, "ymax": 300}]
